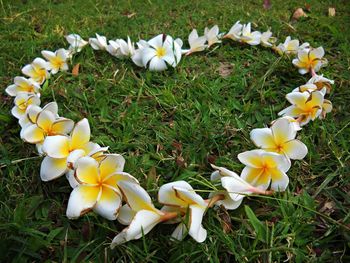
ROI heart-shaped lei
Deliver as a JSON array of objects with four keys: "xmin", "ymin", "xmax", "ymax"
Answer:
[{"xmin": 5, "ymin": 21, "xmax": 333, "ymax": 248}]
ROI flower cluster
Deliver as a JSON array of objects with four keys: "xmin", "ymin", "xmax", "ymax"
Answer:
[{"xmin": 5, "ymin": 21, "xmax": 334, "ymax": 249}]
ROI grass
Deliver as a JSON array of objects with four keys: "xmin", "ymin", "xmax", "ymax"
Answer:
[{"xmin": 0, "ymin": 0, "xmax": 349, "ymax": 262}]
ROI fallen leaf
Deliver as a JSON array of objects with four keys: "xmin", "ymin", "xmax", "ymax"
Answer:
[
  {"xmin": 72, "ymin": 63, "xmax": 80, "ymax": 76},
  {"xmin": 175, "ymin": 155, "xmax": 187, "ymax": 168},
  {"xmin": 218, "ymin": 62, "xmax": 234, "ymax": 77},
  {"xmin": 263, "ymin": 0, "xmax": 271, "ymax": 10},
  {"xmin": 328, "ymin": 7, "xmax": 336, "ymax": 17},
  {"xmin": 292, "ymin": 7, "xmax": 308, "ymax": 21},
  {"xmin": 218, "ymin": 206, "xmax": 232, "ymax": 233}
]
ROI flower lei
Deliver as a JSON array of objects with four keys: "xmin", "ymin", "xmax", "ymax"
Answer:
[{"xmin": 6, "ymin": 21, "xmax": 333, "ymax": 248}]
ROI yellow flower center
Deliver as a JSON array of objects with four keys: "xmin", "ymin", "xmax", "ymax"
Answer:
[
  {"xmin": 155, "ymin": 47, "xmax": 166, "ymax": 58},
  {"xmin": 52, "ymin": 57, "xmax": 64, "ymax": 69}
]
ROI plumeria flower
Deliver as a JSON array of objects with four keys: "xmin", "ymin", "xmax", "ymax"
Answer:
[
  {"xmin": 18, "ymin": 102, "xmax": 58, "ymax": 129},
  {"xmin": 223, "ymin": 21, "xmax": 243, "ymax": 41},
  {"xmin": 292, "ymin": 47, "xmax": 327, "ymax": 75},
  {"xmin": 22, "ymin": 58, "xmax": 49, "ymax": 84},
  {"xmin": 204, "ymin": 25, "xmax": 222, "ymax": 48},
  {"xmin": 66, "ymin": 33, "xmax": 88, "ymax": 53},
  {"xmin": 183, "ymin": 29, "xmax": 207, "ymax": 56},
  {"xmin": 158, "ymin": 181, "xmax": 208, "ymax": 242},
  {"xmin": 307, "ymin": 74, "xmax": 334, "ymax": 94},
  {"xmin": 107, "ymin": 37, "xmax": 136, "ymax": 58},
  {"xmin": 20, "ymin": 107, "xmax": 74, "ymax": 144},
  {"xmin": 250, "ymin": 118, "xmax": 308, "ymax": 160},
  {"xmin": 292, "ymin": 83, "xmax": 327, "ymax": 96},
  {"xmin": 320, "ymin": 99, "xmax": 333, "ymax": 119},
  {"xmin": 238, "ymin": 150, "xmax": 291, "ymax": 191},
  {"xmin": 89, "ymin": 33, "xmax": 108, "ymax": 50},
  {"xmin": 260, "ymin": 30, "xmax": 277, "ymax": 47},
  {"xmin": 111, "ymin": 181, "xmax": 164, "ymax": 247},
  {"xmin": 278, "ymin": 91, "xmax": 324, "ymax": 126},
  {"xmin": 240, "ymin": 23, "xmax": 261, "ymax": 46},
  {"xmin": 275, "ymin": 36, "xmax": 306, "ymax": 55},
  {"xmin": 271, "ymin": 116, "xmax": 301, "ymax": 132},
  {"xmin": 141, "ymin": 34, "xmax": 182, "ymax": 71},
  {"xmin": 5, "ymin": 77, "xmax": 41, "ymax": 97},
  {"xmin": 210, "ymin": 165, "xmax": 272, "ymax": 210},
  {"xmin": 40, "ymin": 118, "xmax": 101, "ymax": 181},
  {"xmin": 41, "ymin": 49, "xmax": 69, "ymax": 74},
  {"xmin": 66, "ymin": 155, "xmax": 137, "ymax": 220},
  {"xmin": 131, "ymin": 40, "xmax": 150, "ymax": 67},
  {"xmin": 11, "ymin": 92, "xmax": 40, "ymax": 120}
]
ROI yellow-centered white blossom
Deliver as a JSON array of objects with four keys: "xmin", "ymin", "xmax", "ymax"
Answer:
[
  {"xmin": 238, "ymin": 150, "xmax": 291, "ymax": 191},
  {"xmin": 22, "ymin": 58, "xmax": 50, "ymax": 84},
  {"xmin": 41, "ymin": 49, "xmax": 69, "ymax": 74},
  {"xmin": 5, "ymin": 77, "xmax": 41, "ymax": 97},
  {"xmin": 278, "ymin": 90, "xmax": 324, "ymax": 126},
  {"xmin": 250, "ymin": 118, "xmax": 308, "ymax": 160},
  {"xmin": 292, "ymin": 47, "xmax": 327, "ymax": 74}
]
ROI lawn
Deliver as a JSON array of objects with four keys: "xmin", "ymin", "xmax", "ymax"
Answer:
[{"xmin": 0, "ymin": 0, "xmax": 349, "ymax": 262}]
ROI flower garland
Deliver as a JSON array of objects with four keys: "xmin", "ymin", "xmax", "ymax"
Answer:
[{"xmin": 5, "ymin": 21, "xmax": 333, "ymax": 248}]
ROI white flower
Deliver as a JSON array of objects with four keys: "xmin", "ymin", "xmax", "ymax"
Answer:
[
  {"xmin": 204, "ymin": 25, "xmax": 222, "ymax": 47},
  {"xmin": 292, "ymin": 47, "xmax": 327, "ymax": 75},
  {"xmin": 89, "ymin": 33, "xmax": 108, "ymax": 50},
  {"xmin": 40, "ymin": 118, "xmax": 106, "ymax": 181},
  {"xmin": 210, "ymin": 165, "xmax": 270, "ymax": 210},
  {"xmin": 18, "ymin": 102, "xmax": 57, "ymax": 129},
  {"xmin": 238, "ymin": 150, "xmax": 291, "ymax": 191},
  {"xmin": 111, "ymin": 181, "xmax": 164, "ymax": 247},
  {"xmin": 131, "ymin": 40, "xmax": 150, "ymax": 67},
  {"xmin": 223, "ymin": 21, "xmax": 243, "ymax": 41},
  {"xmin": 107, "ymin": 37, "xmax": 135, "ymax": 58},
  {"xmin": 22, "ymin": 58, "xmax": 50, "ymax": 84},
  {"xmin": 41, "ymin": 49, "xmax": 69, "ymax": 74},
  {"xmin": 250, "ymin": 118, "xmax": 308, "ymax": 160},
  {"xmin": 307, "ymin": 74, "xmax": 334, "ymax": 94},
  {"xmin": 260, "ymin": 30, "xmax": 277, "ymax": 47},
  {"xmin": 20, "ymin": 106, "xmax": 74, "ymax": 144},
  {"xmin": 158, "ymin": 181, "xmax": 208, "ymax": 242},
  {"xmin": 66, "ymin": 34, "xmax": 88, "ymax": 53},
  {"xmin": 5, "ymin": 77, "xmax": 41, "ymax": 97},
  {"xmin": 184, "ymin": 29, "xmax": 207, "ymax": 55},
  {"xmin": 275, "ymin": 36, "xmax": 300, "ymax": 55},
  {"xmin": 11, "ymin": 92, "xmax": 40, "ymax": 120},
  {"xmin": 66, "ymin": 155, "xmax": 136, "ymax": 220},
  {"xmin": 141, "ymin": 34, "xmax": 182, "ymax": 71},
  {"xmin": 240, "ymin": 23, "xmax": 261, "ymax": 46},
  {"xmin": 278, "ymin": 91, "xmax": 324, "ymax": 126}
]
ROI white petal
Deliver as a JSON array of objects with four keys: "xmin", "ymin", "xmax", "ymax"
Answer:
[
  {"xmin": 40, "ymin": 156, "xmax": 67, "ymax": 181},
  {"xmin": 237, "ymin": 149, "xmax": 264, "ymax": 168},
  {"xmin": 70, "ymin": 118, "xmax": 90, "ymax": 149},
  {"xmin": 66, "ymin": 169, "xmax": 79, "ymax": 188},
  {"xmin": 188, "ymin": 205, "xmax": 207, "ymax": 243},
  {"xmin": 110, "ymin": 210, "xmax": 162, "ymax": 248},
  {"xmin": 271, "ymin": 118, "xmax": 296, "ymax": 144},
  {"xmin": 171, "ymin": 223, "xmax": 187, "ymax": 241},
  {"xmin": 158, "ymin": 181, "xmax": 194, "ymax": 207},
  {"xmin": 117, "ymin": 204, "xmax": 136, "ymax": 225},
  {"xmin": 149, "ymin": 57, "xmax": 167, "ymax": 71},
  {"xmin": 42, "ymin": 135, "xmax": 70, "ymax": 158},
  {"xmin": 21, "ymin": 124, "xmax": 45, "ymax": 143},
  {"xmin": 250, "ymin": 128, "xmax": 275, "ymax": 148},
  {"xmin": 270, "ymin": 169, "xmax": 289, "ymax": 191},
  {"xmin": 93, "ymin": 187, "xmax": 122, "ymax": 220},
  {"xmin": 148, "ymin": 34, "xmax": 164, "ymax": 49},
  {"xmin": 283, "ymin": 139, "xmax": 308, "ymax": 160},
  {"xmin": 66, "ymin": 185, "xmax": 100, "ymax": 219}
]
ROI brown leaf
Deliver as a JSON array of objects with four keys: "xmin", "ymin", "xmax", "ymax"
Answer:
[
  {"xmin": 328, "ymin": 7, "xmax": 336, "ymax": 17},
  {"xmin": 218, "ymin": 206, "xmax": 232, "ymax": 233},
  {"xmin": 218, "ymin": 62, "xmax": 234, "ymax": 77},
  {"xmin": 263, "ymin": 0, "xmax": 271, "ymax": 10},
  {"xmin": 175, "ymin": 156, "xmax": 187, "ymax": 168},
  {"xmin": 292, "ymin": 8, "xmax": 308, "ymax": 21},
  {"xmin": 72, "ymin": 63, "xmax": 80, "ymax": 76},
  {"xmin": 172, "ymin": 140, "xmax": 183, "ymax": 152}
]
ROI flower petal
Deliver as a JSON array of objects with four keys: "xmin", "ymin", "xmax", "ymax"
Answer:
[
  {"xmin": 250, "ymin": 128, "xmax": 275, "ymax": 148},
  {"xmin": 40, "ymin": 156, "xmax": 67, "ymax": 181},
  {"xmin": 51, "ymin": 118, "xmax": 74, "ymax": 135},
  {"xmin": 93, "ymin": 186, "xmax": 122, "ymax": 220},
  {"xmin": 283, "ymin": 139, "xmax": 308, "ymax": 160},
  {"xmin": 99, "ymin": 154, "xmax": 125, "ymax": 179},
  {"xmin": 21, "ymin": 124, "xmax": 45, "ymax": 143},
  {"xmin": 158, "ymin": 181, "xmax": 194, "ymax": 207},
  {"xmin": 237, "ymin": 149, "xmax": 264, "ymax": 168},
  {"xmin": 271, "ymin": 118, "xmax": 296, "ymax": 144},
  {"xmin": 70, "ymin": 118, "xmax": 90, "ymax": 150},
  {"xmin": 117, "ymin": 204, "xmax": 136, "ymax": 225},
  {"xmin": 42, "ymin": 135, "xmax": 70, "ymax": 158},
  {"xmin": 188, "ymin": 205, "xmax": 207, "ymax": 243},
  {"xmin": 66, "ymin": 185, "xmax": 100, "ymax": 219},
  {"xmin": 111, "ymin": 209, "xmax": 161, "ymax": 248},
  {"xmin": 171, "ymin": 223, "xmax": 187, "ymax": 241},
  {"xmin": 270, "ymin": 169, "xmax": 289, "ymax": 191},
  {"xmin": 74, "ymin": 156, "xmax": 99, "ymax": 184}
]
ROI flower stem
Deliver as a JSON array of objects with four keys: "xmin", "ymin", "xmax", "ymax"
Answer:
[{"xmin": 310, "ymin": 68, "xmax": 317, "ymax": 77}]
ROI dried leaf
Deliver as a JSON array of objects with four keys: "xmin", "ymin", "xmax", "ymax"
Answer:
[
  {"xmin": 175, "ymin": 156, "xmax": 187, "ymax": 168},
  {"xmin": 218, "ymin": 62, "xmax": 234, "ymax": 77},
  {"xmin": 218, "ymin": 206, "xmax": 232, "ymax": 233},
  {"xmin": 328, "ymin": 7, "xmax": 336, "ymax": 17},
  {"xmin": 72, "ymin": 63, "xmax": 80, "ymax": 76},
  {"xmin": 263, "ymin": 0, "xmax": 271, "ymax": 10},
  {"xmin": 292, "ymin": 8, "xmax": 308, "ymax": 21}
]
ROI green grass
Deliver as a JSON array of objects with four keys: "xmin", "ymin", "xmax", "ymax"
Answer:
[{"xmin": 1, "ymin": 0, "xmax": 350, "ymax": 262}]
